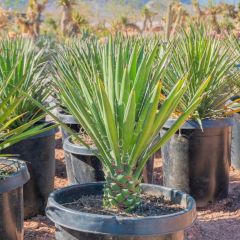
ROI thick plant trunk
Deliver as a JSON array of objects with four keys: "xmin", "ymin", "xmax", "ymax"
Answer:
[
  {"xmin": 103, "ymin": 168, "xmax": 141, "ymax": 212},
  {"xmin": 61, "ymin": 6, "xmax": 72, "ymax": 36}
]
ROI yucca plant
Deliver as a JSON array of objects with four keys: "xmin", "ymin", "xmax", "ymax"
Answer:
[
  {"xmin": 52, "ymin": 38, "xmax": 207, "ymax": 212},
  {"xmin": 164, "ymin": 26, "xmax": 240, "ymax": 123},
  {"xmin": 0, "ymin": 49, "xmax": 53, "ymax": 153},
  {"xmin": 0, "ymin": 38, "xmax": 52, "ymax": 130},
  {"xmin": 163, "ymin": 27, "xmax": 239, "ymax": 123}
]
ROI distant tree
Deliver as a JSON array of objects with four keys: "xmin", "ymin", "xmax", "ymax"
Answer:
[
  {"xmin": 206, "ymin": 5, "xmax": 221, "ymax": 34},
  {"xmin": 16, "ymin": 15, "xmax": 37, "ymax": 39},
  {"xmin": 142, "ymin": 6, "xmax": 156, "ymax": 31},
  {"xmin": 192, "ymin": 0, "xmax": 204, "ymax": 23},
  {"xmin": 113, "ymin": 16, "xmax": 141, "ymax": 35},
  {"xmin": 27, "ymin": 0, "xmax": 48, "ymax": 36},
  {"xmin": 71, "ymin": 11, "xmax": 89, "ymax": 35},
  {"xmin": 58, "ymin": 0, "xmax": 76, "ymax": 36}
]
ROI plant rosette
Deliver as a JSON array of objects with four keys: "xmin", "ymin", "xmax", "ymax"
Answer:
[{"xmin": 46, "ymin": 37, "xmax": 207, "ymax": 239}]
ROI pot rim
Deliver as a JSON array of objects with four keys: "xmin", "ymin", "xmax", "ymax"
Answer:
[
  {"xmin": 63, "ymin": 136, "xmax": 97, "ymax": 156},
  {"xmin": 57, "ymin": 107, "xmax": 79, "ymax": 125},
  {"xmin": 163, "ymin": 117, "xmax": 234, "ymax": 130},
  {"xmin": 0, "ymin": 158, "xmax": 30, "ymax": 194},
  {"xmin": 26, "ymin": 121, "xmax": 58, "ymax": 140},
  {"xmin": 46, "ymin": 182, "xmax": 197, "ymax": 236}
]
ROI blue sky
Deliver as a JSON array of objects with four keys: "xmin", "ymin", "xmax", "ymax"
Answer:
[{"xmin": 199, "ymin": 0, "xmax": 238, "ymax": 4}]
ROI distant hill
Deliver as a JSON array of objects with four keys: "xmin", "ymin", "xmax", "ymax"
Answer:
[
  {"xmin": 0, "ymin": 0, "xmax": 237, "ymax": 10},
  {"xmin": 0, "ymin": 0, "xmax": 237, "ymax": 14},
  {"xmin": 0, "ymin": 0, "xmax": 193, "ymax": 9}
]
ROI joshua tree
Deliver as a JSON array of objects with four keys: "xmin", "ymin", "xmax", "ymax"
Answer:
[
  {"xmin": 71, "ymin": 11, "xmax": 89, "ymax": 35},
  {"xmin": 58, "ymin": 0, "xmax": 76, "ymax": 36},
  {"xmin": 218, "ymin": 3, "xmax": 236, "ymax": 33},
  {"xmin": 15, "ymin": 0, "xmax": 47, "ymax": 39},
  {"xmin": 192, "ymin": 0, "xmax": 204, "ymax": 23},
  {"xmin": 15, "ymin": 15, "xmax": 37, "ymax": 39},
  {"xmin": 0, "ymin": 8, "xmax": 9, "ymax": 29},
  {"xmin": 165, "ymin": 1, "xmax": 188, "ymax": 40},
  {"xmin": 206, "ymin": 5, "xmax": 221, "ymax": 34},
  {"xmin": 114, "ymin": 16, "xmax": 141, "ymax": 35},
  {"xmin": 165, "ymin": 2, "xmax": 174, "ymax": 41},
  {"xmin": 171, "ymin": 2, "xmax": 189, "ymax": 36},
  {"xmin": 27, "ymin": 0, "xmax": 48, "ymax": 36},
  {"xmin": 219, "ymin": 3, "xmax": 237, "ymax": 19},
  {"xmin": 142, "ymin": 6, "xmax": 156, "ymax": 31}
]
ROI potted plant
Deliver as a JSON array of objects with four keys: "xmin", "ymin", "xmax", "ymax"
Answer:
[
  {"xmin": 45, "ymin": 38, "xmax": 208, "ymax": 239},
  {"xmin": 161, "ymin": 27, "xmax": 239, "ymax": 207},
  {"xmin": 0, "ymin": 62, "xmax": 55, "ymax": 240},
  {"xmin": 0, "ymin": 39, "xmax": 57, "ymax": 218},
  {"xmin": 227, "ymin": 36, "xmax": 240, "ymax": 169},
  {"xmin": 53, "ymin": 38, "xmax": 155, "ymax": 184}
]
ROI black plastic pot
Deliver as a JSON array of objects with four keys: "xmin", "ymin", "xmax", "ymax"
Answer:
[
  {"xmin": 228, "ymin": 96, "xmax": 240, "ymax": 169},
  {"xmin": 57, "ymin": 107, "xmax": 80, "ymax": 143},
  {"xmin": 63, "ymin": 136, "xmax": 105, "ymax": 185},
  {"xmin": 0, "ymin": 159, "xmax": 30, "ymax": 240},
  {"xmin": 231, "ymin": 113, "xmax": 240, "ymax": 169},
  {"xmin": 161, "ymin": 118, "xmax": 234, "ymax": 207},
  {"xmin": 142, "ymin": 156, "xmax": 154, "ymax": 184},
  {"xmin": 46, "ymin": 182, "xmax": 196, "ymax": 240},
  {"xmin": 2, "ymin": 124, "xmax": 57, "ymax": 218}
]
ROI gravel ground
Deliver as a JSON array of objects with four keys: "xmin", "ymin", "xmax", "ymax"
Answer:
[{"xmin": 24, "ymin": 131, "xmax": 240, "ymax": 240}]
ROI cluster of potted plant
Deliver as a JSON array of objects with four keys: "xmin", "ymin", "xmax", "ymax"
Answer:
[
  {"xmin": 0, "ymin": 38, "xmax": 56, "ymax": 239},
  {"xmin": 1, "ymin": 27, "xmax": 240, "ymax": 240}
]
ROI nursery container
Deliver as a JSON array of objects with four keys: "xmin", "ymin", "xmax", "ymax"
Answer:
[
  {"xmin": 63, "ymin": 136, "xmax": 105, "ymax": 185},
  {"xmin": 228, "ymin": 96, "xmax": 240, "ymax": 169},
  {"xmin": 0, "ymin": 159, "xmax": 29, "ymax": 240},
  {"xmin": 46, "ymin": 182, "xmax": 196, "ymax": 240},
  {"xmin": 2, "ymin": 123, "xmax": 57, "ymax": 218},
  {"xmin": 161, "ymin": 118, "xmax": 234, "ymax": 207},
  {"xmin": 57, "ymin": 107, "xmax": 80, "ymax": 143},
  {"xmin": 231, "ymin": 113, "xmax": 240, "ymax": 169}
]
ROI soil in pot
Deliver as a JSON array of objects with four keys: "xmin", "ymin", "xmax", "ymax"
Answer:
[
  {"xmin": 2, "ymin": 123, "xmax": 57, "ymax": 218},
  {"xmin": 46, "ymin": 183, "xmax": 196, "ymax": 240},
  {"xmin": 62, "ymin": 194, "xmax": 183, "ymax": 217},
  {"xmin": 161, "ymin": 118, "xmax": 233, "ymax": 208},
  {"xmin": 0, "ymin": 159, "xmax": 30, "ymax": 240}
]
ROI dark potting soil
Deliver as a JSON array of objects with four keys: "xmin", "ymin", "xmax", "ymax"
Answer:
[
  {"xmin": 62, "ymin": 194, "xmax": 184, "ymax": 217},
  {"xmin": 71, "ymin": 131, "xmax": 96, "ymax": 148},
  {"xmin": 0, "ymin": 163, "xmax": 15, "ymax": 180}
]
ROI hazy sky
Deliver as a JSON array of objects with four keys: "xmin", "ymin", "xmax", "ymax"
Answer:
[{"xmin": 200, "ymin": 0, "xmax": 238, "ymax": 4}]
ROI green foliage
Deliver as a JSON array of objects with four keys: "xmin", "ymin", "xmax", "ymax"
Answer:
[
  {"xmin": 164, "ymin": 26, "xmax": 239, "ymax": 121},
  {"xmin": 52, "ymin": 37, "xmax": 205, "ymax": 211},
  {"xmin": 0, "ymin": 38, "xmax": 51, "ymax": 129},
  {"xmin": 0, "ymin": 41, "xmax": 54, "ymax": 152}
]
